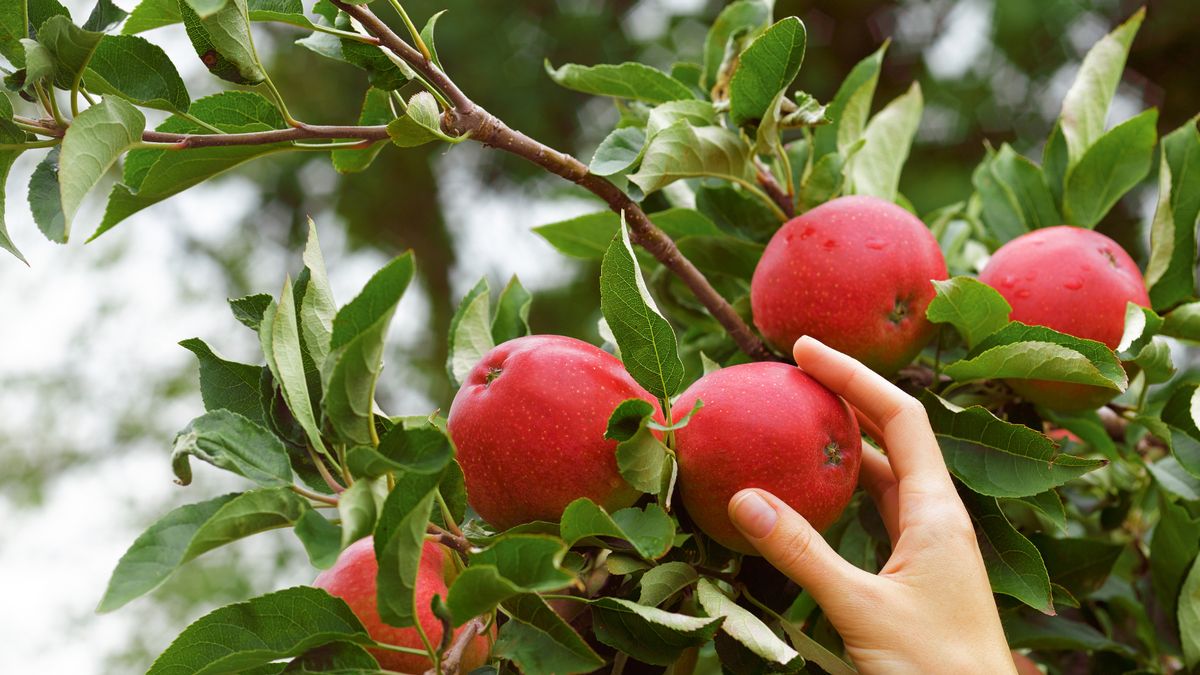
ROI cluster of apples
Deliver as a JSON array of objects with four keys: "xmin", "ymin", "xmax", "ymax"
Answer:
[{"xmin": 314, "ymin": 196, "xmax": 1149, "ymax": 671}]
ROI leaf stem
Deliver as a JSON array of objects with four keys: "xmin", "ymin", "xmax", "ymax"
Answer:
[
  {"xmin": 434, "ymin": 489, "xmax": 462, "ymax": 536},
  {"xmin": 387, "ymin": 0, "xmax": 434, "ymax": 63},
  {"xmin": 0, "ymin": 138, "xmax": 61, "ymax": 150},
  {"xmin": 176, "ymin": 110, "xmax": 225, "ymax": 135},
  {"xmin": 260, "ymin": 73, "xmax": 301, "ymax": 128},
  {"xmin": 372, "ymin": 641, "xmax": 434, "ymax": 656},
  {"xmin": 308, "ymin": 444, "xmax": 346, "ymax": 493},
  {"xmin": 36, "ymin": 84, "xmax": 67, "ymax": 128},
  {"xmin": 291, "ymin": 483, "xmax": 339, "ymax": 506},
  {"xmin": 612, "ymin": 652, "xmax": 628, "ymax": 675},
  {"xmin": 540, "ymin": 594, "xmax": 589, "ymax": 603},
  {"xmin": 299, "ymin": 19, "xmax": 382, "ymax": 44}
]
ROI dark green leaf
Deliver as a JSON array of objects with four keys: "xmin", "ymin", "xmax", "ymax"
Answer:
[
  {"xmin": 1062, "ymin": 108, "xmax": 1157, "ymax": 228},
  {"xmin": 533, "ymin": 211, "xmax": 619, "ymax": 259},
  {"xmin": 493, "ymin": 594, "xmax": 604, "ymax": 675},
  {"xmin": 813, "ymin": 41, "xmax": 886, "ymax": 157},
  {"xmin": 180, "ymin": 337, "xmax": 265, "ymax": 424},
  {"xmin": 591, "ymin": 597, "xmax": 722, "ymax": 666},
  {"xmin": 347, "ymin": 423, "xmax": 452, "ymax": 478},
  {"xmin": 701, "ymin": 0, "xmax": 771, "ymax": 90},
  {"xmin": 1029, "ymin": 533, "xmax": 1123, "ymax": 599},
  {"xmin": 93, "ymin": 91, "xmax": 286, "ymax": 239},
  {"xmin": 728, "ymin": 17, "xmax": 806, "ymax": 127},
  {"xmin": 1145, "ymin": 116, "xmax": 1200, "ymax": 311},
  {"xmin": 84, "ymin": 0, "xmax": 129, "ymax": 32},
  {"xmin": 171, "ymin": 409, "xmax": 291, "ymax": 487},
  {"xmin": 675, "ymin": 234, "xmax": 764, "ymax": 280},
  {"xmin": 84, "ymin": 34, "xmax": 190, "ymax": 112},
  {"xmin": 697, "ymin": 579, "xmax": 804, "ymax": 671},
  {"xmin": 925, "ymin": 277, "xmax": 1012, "ymax": 349},
  {"xmin": 1006, "ymin": 490, "xmax": 1067, "ymax": 533},
  {"xmin": 972, "ymin": 143, "xmax": 1061, "ymax": 243},
  {"xmin": 1180, "ymin": 557, "xmax": 1200, "ymax": 669},
  {"xmin": 323, "ymin": 253, "xmax": 415, "ymax": 446},
  {"xmin": 0, "ymin": 0, "xmax": 30, "ymax": 66},
  {"xmin": 560, "ymin": 498, "xmax": 675, "ymax": 560},
  {"xmin": 28, "ymin": 147, "xmax": 66, "ymax": 243},
  {"xmin": 545, "ymin": 60, "xmax": 694, "ymax": 104},
  {"xmin": 146, "ymin": 586, "xmax": 370, "ymax": 675},
  {"xmin": 1002, "ymin": 611, "xmax": 1135, "ymax": 655},
  {"xmin": 600, "ymin": 219, "xmax": 684, "ymax": 399},
  {"xmin": 280, "ymin": 642, "xmax": 380, "ymax": 673},
  {"xmin": 180, "ymin": 0, "xmax": 266, "ymax": 84},
  {"xmin": 638, "ymin": 561, "xmax": 698, "ymax": 607},
  {"xmin": 294, "ymin": 509, "xmax": 342, "ymax": 569},
  {"xmin": 336, "ymin": 478, "xmax": 380, "ymax": 551},
  {"xmin": 36, "ymin": 16, "xmax": 103, "ymax": 89},
  {"xmin": 606, "ymin": 398, "xmax": 671, "ymax": 496},
  {"xmin": 446, "ymin": 534, "xmax": 574, "ymax": 624},
  {"xmin": 491, "ymin": 275, "xmax": 531, "ymax": 344},
  {"xmin": 230, "ymin": 293, "xmax": 274, "ymax": 331},
  {"xmin": 590, "ymin": 126, "xmax": 646, "ymax": 176},
  {"xmin": 373, "ymin": 470, "xmax": 441, "ymax": 627},
  {"xmin": 961, "ymin": 490, "xmax": 1054, "ymax": 614},
  {"xmin": 332, "ymin": 88, "xmax": 393, "ymax": 174},
  {"xmin": 923, "ymin": 392, "xmax": 1105, "ymax": 498}
]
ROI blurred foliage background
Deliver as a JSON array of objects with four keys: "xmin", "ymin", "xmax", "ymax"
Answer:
[{"xmin": 1, "ymin": 0, "xmax": 1197, "ymax": 671}]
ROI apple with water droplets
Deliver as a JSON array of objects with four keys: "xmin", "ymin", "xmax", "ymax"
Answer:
[
  {"xmin": 674, "ymin": 362, "xmax": 862, "ymax": 554},
  {"xmin": 979, "ymin": 226, "xmax": 1149, "ymax": 411},
  {"xmin": 751, "ymin": 196, "xmax": 948, "ymax": 374}
]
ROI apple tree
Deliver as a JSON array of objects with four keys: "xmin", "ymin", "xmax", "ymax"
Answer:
[{"xmin": 2, "ymin": 0, "xmax": 1199, "ymax": 672}]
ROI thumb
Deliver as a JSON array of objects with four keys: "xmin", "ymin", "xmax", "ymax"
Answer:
[{"xmin": 728, "ymin": 489, "xmax": 871, "ymax": 611}]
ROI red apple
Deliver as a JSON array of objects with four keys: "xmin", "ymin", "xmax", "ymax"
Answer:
[
  {"xmin": 979, "ymin": 226, "xmax": 1149, "ymax": 411},
  {"xmin": 674, "ymin": 362, "xmax": 862, "ymax": 554},
  {"xmin": 751, "ymin": 195, "xmax": 948, "ymax": 374},
  {"xmin": 313, "ymin": 538, "xmax": 492, "ymax": 673},
  {"xmin": 447, "ymin": 335, "xmax": 660, "ymax": 529}
]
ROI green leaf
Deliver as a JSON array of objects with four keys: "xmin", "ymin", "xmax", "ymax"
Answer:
[
  {"xmin": 1006, "ymin": 490, "xmax": 1067, "ymax": 533},
  {"xmin": 491, "ymin": 275, "xmax": 532, "ymax": 345},
  {"xmin": 58, "ymin": 96, "xmax": 145, "ymax": 232},
  {"xmin": 972, "ymin": 143, "xmax": 1062, "ymax": 244},
  {"xmin": 1029, "ymin": 533, "xmax": 1123, "ymax": 599},
  {"xmin": 961, "ymin": 489, "xmax": 1054, "ymax": 614},
  {"xmin": 98, "ymin": 493, "xmax": 239, "ymax": 612},
  {"xmin": 93, "ymin": 90, "xmax": 286, "ymax": 239},
  {"xmin": 98, "ymin": 489, "xmax": 310, "ymax": 612},
  {"xmin": 560, "ymin": 498, "xmax": 675, "ymax": 560},
  {"xmin": 278, "ymin": 642, "xmax": 380, "ymax": 673},
  {"xmin": 493, "ymin": 594, "xmax": 604, "ymax": 675},
  {"xmin": 28, "ymin": 147, "xmax": 66, "ymax": 243},
  {"xmin": 171, "ymin": 409, "xmax": 292, "ymax": 487},
  {"xmin": 82, "ymin": 34, "xmax": 189, "ymax": 112},
  {"xmin": 590, "ymin": 126, "xmax": 646, "ymax": 176},
  {"xmin": 298, "ymin": 221, "xmax": 337, "ymax": 369},
  {"xmin": 0, "ymin": 0, "xmax": 30, "ymax": 66},
  {"xmin": 943, "ymin": 322, "xmax": 1127, "ymax": 391},
  {"xmin": 294, "ymin": 508, "xmax": 342, "ymax": 569},
  {"xmin": 146, "ymin": 586, "xmax": 370, "ymax": 675},
  {"xmin": 1148, "ymin": 456, "xmax": 1200, "ymax": 502},
  {"xmin": 346, "ymin": 423, "xmax": 452, "ymax": 479},
  {"xmin": 675, "ymin": 235, "xmax": 764, "ymax": 280},
  {"xmin": 545, "ymin": 60, "xmax": 694, "ymax": 104},
  {"xmin": 1161, "ymin": 386, "xmax": 1200, "ymax": 478},
  {"xmin": 1058, "ymin": 8, "xmax": 1144, "ymax": 170},
  {"xmin": 628, "ymin": 122, "xmax": 754, "ymax": 195},
  {"xmin": 847, "ymin": 81, "xmax": 921, "ymax": 201},
  {"xmin": 591, "ymin": 597, "xmax": 723, "ymax": 666},
  {"xmin": 1182, "ymin": 556, "xmax": 1200, "ymax": 669},
  {"xmin": 1062, "ymin": 108, "xmax": 1157, "ymax": 228},
  {"xmin": 295, "ymin": 11, "xmax": 409, "ymax": 91},
  {"xmin": 701, "ymin": 0, "xmax": 771, "ymax": 91},
  {"xmin": 84, "ymin": 0, "xmax": 129, "ymax": 32},
  {"xmin": 373, "ymin": 470, "xmax": 441, "ymax": 627},
  {"xmin": 37, "ymin": 16, "xmax": 104, "ymax": 90},
  {"xmin": 446, "ymin": 277, "xmax": 494, "ymax": 388},
  {"xmin": 925, "ymin": 277, "xmax": 1012, "ymax": 349},
  {"xmin": 323, "ymin": 253, "xmax": 415, "ymax": 447},
  {"xmin": 230, "ymin": 293, "xmax": 274, "ymax": 331},
  {"xmin": 122, "ymin": 0, "xmax": 182, "ymax": 34},
  {"xmin": 728, "ymin": 17, "xmax": 806, "ymax": 127},
  {"xmin": 533, "ymin": 211, "xmax": 619, "ymax": 259},
  {"xmin": 387, "ymin": 91, "xmax": 456, "ymax": 147},
  {"xmin": 922, "ymin": 392, "xmax": 1105, "ymax": 498},
  {"xmin": 19, "ymin": 37, "xmax": 57, "ymax": 93},
  {"xmin": 336, "ymin": 478, "xmax": 379, "ymax": 551},
  {"xmin": 697, "ymin": 579, "xmax": 804, "ymax": 671},
  {"xmin": 1152, "ymin": 492, "xmax": 1200, "ymax": 621},
  {"xmin": 814, "ymin": 41, "xmax": 886, "ymax": 157},
  {"xmin": 180, "ymin": 0, "xmax": 266, "ymax": 84},
  {"xmin": 599, "ymin": 218, "xmax": 685, "ymax": 399},
  {"xmin": 332, "ymin": 88, "xmax": 393, "ymax": 174},
  {"xmin": 638, "ymin": 561, "xmax": 698, "ymax": 607},
  {"xmin": 446, "ymin": 534, "xmax": 574, "ymax": 624},
  {"xmin": 605, "ymin": 398, "xmax": 672, "ymax": 499},
  {"xmin": 261, "ymin": 279, "xmax": 326, "ymax": 456},
  {"xmin": 1002, "ymin": 611, "xmax": 1135, "ymax": 655},
  {"xmin": 1145, "ymin": 116, "xmax": 1200, "ymax": 311},
  {"xmin": 179, "ymin": 337, "xmax": 265, "ymax": 424}
]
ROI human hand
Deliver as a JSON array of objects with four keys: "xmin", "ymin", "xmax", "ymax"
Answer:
[{"xmin": 727, "ymin": 336, "xmax": 1016, "ymax": 674}]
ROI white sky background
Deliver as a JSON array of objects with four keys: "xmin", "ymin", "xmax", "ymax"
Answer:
[{"xmin": 0, "ymin": 0, "xmax": 1152, "ymax": 670}]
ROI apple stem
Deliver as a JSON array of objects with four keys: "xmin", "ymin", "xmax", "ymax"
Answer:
[{"xmin": 427, "ymin": 523, "xmax": 472, "ymax": 558}]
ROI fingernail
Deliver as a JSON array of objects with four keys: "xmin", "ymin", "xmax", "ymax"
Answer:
[{"xmin": 730, "ymin": 490, "xmax": 777, "ymax": 538}]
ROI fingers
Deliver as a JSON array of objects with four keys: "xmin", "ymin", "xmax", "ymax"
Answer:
[
  {"xmin": 858, "ymin": 447, "xmax": 900, "ymax": 542},
  {"xmin": 729, "ymin": 489, "xmax": 873, "ymax": 611},
  {"xmin": 794, "ymin": 336, "xmax": 948, "ymax": 486}
]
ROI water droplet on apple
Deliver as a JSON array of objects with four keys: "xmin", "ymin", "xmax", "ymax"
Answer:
[
  {"xmin": 800, "ymin": 227, "xmax": 815, "ymax": 240},
  {"xmin": 865, "ymin": 238, "xmax": 887, "ymax": 250},
  {"xmin": 1063, "ymin": 277, "xmax": 1084, "ymax": 290},
  {"xmin": 1001, "ymin": 275, "xmax": 1018, "ymax": 288},
  {"xmin": 1016, "ymin": 288, "xmax": 1032, "ymax": 299},
  {"xmin": 822, "ymin": 239, "xmax": 837, "ymax": 250}
]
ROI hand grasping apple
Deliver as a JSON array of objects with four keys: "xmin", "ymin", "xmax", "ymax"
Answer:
[{"xmin": 728, "ymin": 336, "xmax": 1017, "ymax": 674}]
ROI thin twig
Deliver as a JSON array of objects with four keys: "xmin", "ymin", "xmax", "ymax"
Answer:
[
  {"xmin": 427, "ymin": 523, "xmax": 472, "ymax": 557},
  {"xmin": 14, "ymin": 115, "xmax": 391, "ymax": 148},
  {"xmin": 308, "ymin": 445, "xmax": 346, "ymax": 494},
  {"xmin": 425, "ymin": 617, "xmax": 487, "ymax": 675},
  {"xmin": 332, "ymin": 0, "xmax": 778, "ymax": 362},
  {"xmin": 755, "ymin": 158, "xmax": 794, "ymax": 219}
]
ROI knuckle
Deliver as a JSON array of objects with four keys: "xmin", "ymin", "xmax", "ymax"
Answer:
[{"xmin": 771, "ymin": 524, "xmax": 816, "ymax": 574}]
